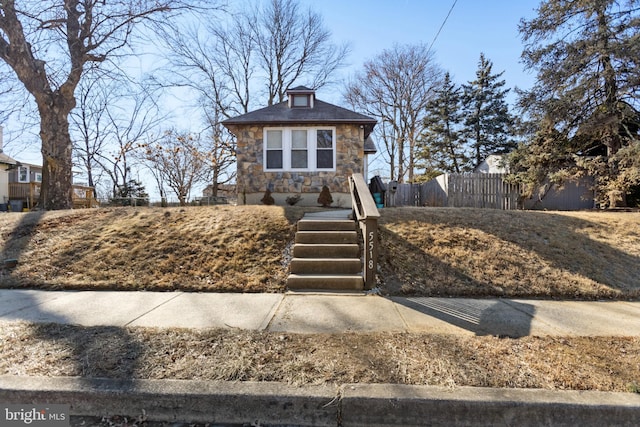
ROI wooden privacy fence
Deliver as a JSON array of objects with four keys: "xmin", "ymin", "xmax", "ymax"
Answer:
[{"xmin": 389, "ymin": 173, "xmax": 521, "ymax": 210}]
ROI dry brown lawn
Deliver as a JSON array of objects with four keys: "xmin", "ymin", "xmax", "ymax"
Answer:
[
  {"xmin": 378, "ymin": 207, "xmax": 640, "ymax": 299},
  {"xmin": 1, "ymin": 322, "xmax": 639, "ymax": 392},
  {"xmin": 1, "ymin": 205, "xmax": 639, "ymax": 299},
  {"xmin": 0, "ymin": 206, "xmax": 306, "ymax": 292},
  {"xmin": 1, "ymin": 206, "xmax": 640, "ymax": 393}
]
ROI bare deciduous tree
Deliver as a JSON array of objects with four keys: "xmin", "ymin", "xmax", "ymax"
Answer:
[
  {"xmin": 157, "ymin": 0, "xmax": 348, "ymax": 115},
  {"xmin": 142, "ymin": 130, "xmax": 210, "ymax": 206},
  {"xmin": 71, "ymin": 75, "xmax": 163, "ymax": 199},
  {"xmin": 70, "ymin": 71, "xmax": 113, "ymax": 192},
  {"xmin": 205, "ymin": 108, "xmax": 236, "ymax": 198},
  {"xmin": 253, "ymin": 0, "xmax": 349, "ymax": 105},
  {"xmin": 344, "ymin": 44, "xmax": 442, "ymax": 182},
  {"xmin": 156, "ymin": 9, "xmax": 251, "ymax": 119},
  {"xmin": 0, "ymin": 0, "xmax": 199, "ymax": 209},
  {"xmin": 103, "ymin": 87, "xmax": 163, "ymax": 199}
]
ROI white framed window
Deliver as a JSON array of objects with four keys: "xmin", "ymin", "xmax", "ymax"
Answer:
[
  {"xmin": 35, "ymin": 172, "xmax": 43, "ymax": 182},
  {"xmin": 265, "ymin": 130, "xmax": 283, "ymax": 169},
  {"xmin": 291, "ymin": 94, "xmax": 310, "ymax": 107},
  {"xmin": 316, "ymin": 129, "xmax": 334, "ymax": 169},
  {"xmin": 264, "ymin": 127, "xmax": 335, "ymax": 172},
  {"xmin": 18, "ymin": 166, "xmax": 29, "ymax": 183},
  {"xmin": 291, "ymin": 129, "xmax": 308, "ymax": 168}
]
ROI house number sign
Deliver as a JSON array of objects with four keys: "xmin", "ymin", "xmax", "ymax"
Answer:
[{"xmin": 368, "ymin": 230, "xmax": 375, "ymax": 271}]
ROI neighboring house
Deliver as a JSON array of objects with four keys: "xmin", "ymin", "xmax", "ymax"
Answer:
[
  {"xmin": 202, "ymin": 183, "xmax": 236, "ymax": 199},
  {"xmin": 222, "ymin": 86, "xmax": 377, "ymax": 206},
  {"xmin": 0, "ymin": 125, "xmax": 19, "ymax": 206},
  {"xmin": 474, "ymin": 154, "xmax": 509, "ymax": 174},
  {"xmin": 7, "ymin": 161, "xmax": 43, "ymax": 209},
  {"xmin": 9, "ymin": 162, "xmax": 43, "ymax": 185},
  {"xmin": 0, "ymin": 152, "xmax": 18, "ymax": 206}
]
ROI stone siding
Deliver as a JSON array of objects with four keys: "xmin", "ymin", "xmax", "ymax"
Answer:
[{"xmin": 228, "ymin": 123, "xmax": 365, "ymax": 205}]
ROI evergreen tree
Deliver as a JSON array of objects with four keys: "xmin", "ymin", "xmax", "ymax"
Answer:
[
  {"xmin": 113, "ymin": 179, "xmax": 149, "ymax": 206},
  {"xmin": 517, "ymin": 0, "xmax": 640, "ymax": 207},
  {"xmin": 462, "ymin": 53, "xmax": 515, "ymax": 167},
  {"xmin": 419, "ymin": 72, "xmax": 470, "ymax": 174}
]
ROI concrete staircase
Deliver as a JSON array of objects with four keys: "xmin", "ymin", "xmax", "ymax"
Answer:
[{"xmin": 287, "ymin": 211, "xmax": 364, "ymax": 290}]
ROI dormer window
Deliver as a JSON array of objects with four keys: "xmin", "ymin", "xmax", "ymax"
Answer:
[
  {"xmin": 292, "ymin": 94, "xmax": 310, "ymax": 107},
  {"xmin": 286, "ymin": 86, "xmax": 315, "ymax": 108}
]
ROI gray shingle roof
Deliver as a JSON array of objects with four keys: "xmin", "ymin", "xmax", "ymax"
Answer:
[
  {"xmin": 364, "ymin": 135, "xmax": 377, "ymax": 154},
  {"xmin": 222, "ymin": 98, "xmax": 377, "ymax": 137}
]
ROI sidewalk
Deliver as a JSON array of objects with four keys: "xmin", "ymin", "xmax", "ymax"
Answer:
[
  {"xmin": 1, "ymin": 289, "xmax": 639, "ymax": 337},
  {"xmin": 2, "ymin": 289, "xmax": 640, "ymax": 426}
]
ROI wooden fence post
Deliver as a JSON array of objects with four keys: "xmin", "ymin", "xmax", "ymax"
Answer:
[{"xmin": 362, "ymin": 217, "xmax": 378, "ymax": 290}]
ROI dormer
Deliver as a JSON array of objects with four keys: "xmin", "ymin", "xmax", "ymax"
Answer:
[{"xmin": 287, "ymin": 86, "xmax": 315, "ymax": 108}]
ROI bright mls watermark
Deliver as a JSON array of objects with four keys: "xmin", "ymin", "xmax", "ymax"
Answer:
[{"xmin": 2, "ymin": 404, "xmax": 69, "ymax": 426}]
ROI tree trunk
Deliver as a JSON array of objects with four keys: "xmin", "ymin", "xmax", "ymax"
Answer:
[
  {"xmin": 397, "ymin": 136, "xmax": 405, "ymax": 183},
  {"xmin": 598, "ymin": 6, "xmax": 626, "ymax": 207},
  {"xmin": 211, "ymin": 167, "xmax": 220, "ymax": 197},
  {"xmin": 37, "ymin": 103, "xmax": 74, "ymax": 210}
]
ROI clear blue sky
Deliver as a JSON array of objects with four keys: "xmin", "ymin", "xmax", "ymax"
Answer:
[{"xmin": 299, "ymin": 0, "xmax": 541, "ymax": 104}]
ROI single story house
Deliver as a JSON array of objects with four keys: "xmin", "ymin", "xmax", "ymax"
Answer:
[{"xmin": 222, "ymin": 86, "xmax": 377, "ymax": 206}]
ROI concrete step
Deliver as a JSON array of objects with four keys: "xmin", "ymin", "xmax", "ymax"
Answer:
[
  {"xmin": 295, "ymin": 231, "xmax": 358, "ymax": 245},
  {"xmin": 297, "ymin": 219, "xmax": 356, "ymax": 232},
  {"xmin": 293, "ymin": 243, "xmax": 360, "ymax": 259},
  {"xmin": 286, "ymin": 274, "xmax": 364, "ymax": 290},
  {"xmin": 290, "ymin": 258, "xmax": 362, "ymax": 275}
]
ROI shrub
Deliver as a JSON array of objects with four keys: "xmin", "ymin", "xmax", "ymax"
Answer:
[
  {"xmin": 286, "ymin": 194, "xmax": 303, "ymax": 205},
  {"xmin": 261, "ymin": 189, "xmax": 275, "ymax": 205},
  {"xmin": 317, "ymin": 185, "xmax": 333, "ymax": 207}
]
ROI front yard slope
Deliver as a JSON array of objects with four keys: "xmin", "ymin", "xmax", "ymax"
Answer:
[
  {"xmin": 378, "ymin": 207, "xmax": 640, "ymax": 299},
  {"xmin": 1, "ymin": 206, "xmax": 639, "ymax": 299},
  {"xmin": 0, "ymin": 206, "xmax": 301, "ymax": 292}
]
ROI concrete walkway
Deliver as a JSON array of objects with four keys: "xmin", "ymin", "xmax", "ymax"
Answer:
[
  {"xmin": 1, "ymin": 289, "xmax": 639, "ymax": 337},
  {"xmin": 2, "ymin": 289, "xmax": 640, "ymax": 425}
]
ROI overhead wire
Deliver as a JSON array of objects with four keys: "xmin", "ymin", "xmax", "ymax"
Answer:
[
  {"xmin": 370, "ymin": 0, "xmax": 458, "ymax": 180},
  {"xmin": 427, "ymin": 0, "xmax": 458, "ymax": 54}
]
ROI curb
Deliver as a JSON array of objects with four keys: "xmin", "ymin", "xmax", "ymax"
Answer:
[
  {"xmin": 1, "ymin": 376, "xmax": 640, "ymax": 426},
  {"xmin": 341, "ymin": 384, "xmax": 640, "ymax": 426},
  {"xmin": 0, "ymin": 376, "xmax": 338, "ymax": 425}
]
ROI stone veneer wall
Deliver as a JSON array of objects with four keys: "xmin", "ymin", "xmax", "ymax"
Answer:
[{"xmin": 228, "ymin": 123, "xmax": 364, "ymax": 205}]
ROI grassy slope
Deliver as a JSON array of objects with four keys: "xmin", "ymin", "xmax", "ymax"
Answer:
[
  {"xmin": 0, "ymin": 205, "xmax": 639, "ymax": 299},
  {"xmin": 378, "ymin": 207, "xmax": 640, "ymax": 299},
  {"xmin": 0, "ymin": 206, "xmax": 304, "ymax": 292}
]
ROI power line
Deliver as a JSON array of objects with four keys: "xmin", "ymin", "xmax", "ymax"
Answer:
[{"xmin": 428, "ymin": 0, "xmax": 458, "ymax": 54}]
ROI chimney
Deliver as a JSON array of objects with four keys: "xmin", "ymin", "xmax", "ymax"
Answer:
[{"xmin": 0, "ymin": 124, "xmax": 3, "ymax": 153}]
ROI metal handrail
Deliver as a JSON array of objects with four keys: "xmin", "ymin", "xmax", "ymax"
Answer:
[{"xmin": 349, "ymin": 173, "xmax": 380, "ymax": 290}]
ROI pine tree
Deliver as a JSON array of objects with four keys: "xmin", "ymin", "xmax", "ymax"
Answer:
[
  {"xmin": 418, "ymin": 72, "xmax": 470, "ymax": 174},
  {"xmin": 517, "ymin": 0, "xmax": 640, "ymax": 207},
  {"xmin": 462, "ymin": 53, "xmax": 515, "ymax": 167}
]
